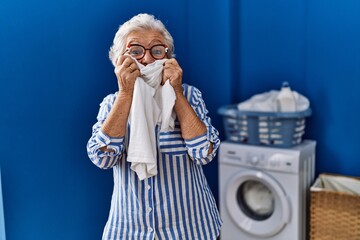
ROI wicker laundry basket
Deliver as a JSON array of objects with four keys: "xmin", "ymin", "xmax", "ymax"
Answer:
[{"xmin": 310, "ymin": 174, "xmax": 360, "ymax": 240}]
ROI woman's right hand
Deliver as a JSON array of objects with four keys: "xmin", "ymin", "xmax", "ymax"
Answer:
[
  {"xmin": 114, "ymin": 55, "xmax": 140, "ymax": 97},
  {"xmin": 101, "ymin": 55, "xmax": 139, "ymax": 139}
]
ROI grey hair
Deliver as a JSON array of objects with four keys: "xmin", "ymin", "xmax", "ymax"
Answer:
[{"xmin": 109, "ymin": 13, "xmax": 175, "ymax": 66}]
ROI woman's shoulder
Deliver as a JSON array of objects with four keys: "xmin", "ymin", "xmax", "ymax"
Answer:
[
  {"xmin": 182, "ymin": 83, "xmax": 204, "ymax": 105},
  {"xmin": 182, "ymin": 83, "xmax": 202, "ymax": 95},
  {"xmin": 99, "ymin": 92, "xmax": 118, "ymax": 106}
]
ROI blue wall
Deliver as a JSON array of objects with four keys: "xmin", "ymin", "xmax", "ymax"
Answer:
[
  {"xmin": 1, "ymin": 0, "xmax": 359, "ymax": 239},
  {"xmin": 233, "ymin": 0, "xmax": 360, "ymax": 176},
  {"xmin": 0, "ymin": 0, "xmax": 229, "ymax": 239}
]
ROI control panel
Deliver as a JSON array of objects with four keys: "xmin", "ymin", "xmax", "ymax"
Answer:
[{"xmin": 219, "ymin": 142, "xmax": 300, "ymax": 173}]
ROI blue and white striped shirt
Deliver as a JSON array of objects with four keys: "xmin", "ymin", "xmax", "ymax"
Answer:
[{"xmin": 87, "ymin": 84, "xmax": 222, "ymax": 240}]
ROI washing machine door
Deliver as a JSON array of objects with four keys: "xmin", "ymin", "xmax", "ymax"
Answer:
[{"xmin": 225, "ymin": 170, "xmax": 291, "ymax": 237}]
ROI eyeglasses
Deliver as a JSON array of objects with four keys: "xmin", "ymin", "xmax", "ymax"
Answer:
[{"xmin": 123, "ymin": 44, "xmax": 168, "ymax": 60}]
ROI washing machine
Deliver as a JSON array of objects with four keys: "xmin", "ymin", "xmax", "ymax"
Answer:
[{"xmin": 219, "ymin": 140, "xmax": 316, "ymax": 240}]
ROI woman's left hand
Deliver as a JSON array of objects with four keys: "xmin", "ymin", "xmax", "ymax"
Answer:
[{"xmin": 163, "ymin": 59, "xmax": 183, "ymax": 94}]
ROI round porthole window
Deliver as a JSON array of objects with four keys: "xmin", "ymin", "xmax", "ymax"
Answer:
[
  {"xmin": 225, "ymin": 170, "xmax": 291, "ymax": 237},
  {"xmin": 237, "ymin": 180, "xmax": 275, "ymax": 221}
]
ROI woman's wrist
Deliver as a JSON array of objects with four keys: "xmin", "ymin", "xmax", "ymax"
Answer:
[{"xmin": 117, "ymin": 89, "xmax": 133, "ymax": 100}]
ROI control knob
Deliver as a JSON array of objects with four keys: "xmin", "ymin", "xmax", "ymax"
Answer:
[{"xmin": 249, "ymin": 155, "xmax": 260, "ymax": 165}]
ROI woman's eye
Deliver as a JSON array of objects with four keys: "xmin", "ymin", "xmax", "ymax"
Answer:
[
  {"xmin": 130, "ymin": 49, "xmax": 143, "ymax": 55},
  {"xmin": 153, "ymin": 50, "xmax": 161, "ymax": 55}
]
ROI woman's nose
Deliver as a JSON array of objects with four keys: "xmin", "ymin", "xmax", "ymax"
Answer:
[{"xmin": 139, "ymin": 50, "xmax": 155, "ymax": 65}]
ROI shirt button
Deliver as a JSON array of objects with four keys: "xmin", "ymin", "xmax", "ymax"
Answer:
[
  {"xmin": 148, "ymin": 227, "xmax": 153, "ymax": 232},
  {"xmin": 148, "ymin": 207, "xmax": 152, "ymax": 213},
  {"xmin": 147, "ymin": 185, "xmax": 151, "ymax": 190}
]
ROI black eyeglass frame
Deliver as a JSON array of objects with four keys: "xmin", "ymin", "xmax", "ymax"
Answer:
[{"xmin": 122, "ymin": 44, "xmax": 169, "ymax": 60}]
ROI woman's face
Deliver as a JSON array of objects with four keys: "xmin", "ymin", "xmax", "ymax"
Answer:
[{"xmin": 125, "ymin": 29, "xmax": 167, "ymax": 66}]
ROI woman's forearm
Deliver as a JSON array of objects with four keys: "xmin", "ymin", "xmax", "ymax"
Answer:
[
  {"xmin": 101, "ymin": 93, "xmax": 132, "ymax": 138},
  {"xmin": 174, "ymin": 92, "xmax": 207, "ymax": 140}
]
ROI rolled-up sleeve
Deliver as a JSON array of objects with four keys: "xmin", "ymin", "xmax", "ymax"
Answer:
[
  {"xmin": 86, "ymin": 93, "xmax": 125, "ymax": 169},
  {"xmin": 183, "ymin": 84, "xmax": 220, "ymax": 165}
]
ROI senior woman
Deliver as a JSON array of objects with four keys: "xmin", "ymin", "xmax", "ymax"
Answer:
[{"xmin": 87, "ymin": 13, "xmax": 222, "ymax": 240}]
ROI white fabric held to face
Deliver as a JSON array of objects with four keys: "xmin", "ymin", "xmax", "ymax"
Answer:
[{"xmin": 127, "ymin": 59, "xmax": 176, "ymax": 180}]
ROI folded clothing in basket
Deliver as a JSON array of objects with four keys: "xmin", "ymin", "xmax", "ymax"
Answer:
[
  {"xmin": 238, "ymin": 89, "xmax": 310, "ymax": 112},
  {"xmin": 311, "ymin": 174, "xmax": 360, "ymax": 195}
]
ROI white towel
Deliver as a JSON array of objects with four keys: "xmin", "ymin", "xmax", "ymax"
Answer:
[{"xmin": 127, "ymin": 59, "xmax": 176, "ymax": 180}]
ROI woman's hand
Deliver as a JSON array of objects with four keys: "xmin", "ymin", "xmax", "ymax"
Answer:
[
  {"xmin": 114, "ymin": 55, "xmax": 140, "ymax": 97},
  {"xmin": 102, "ymin": 55, "xmax": 139, "ymax": 139},
  {"xmin": 163, "ymin": 59, "xmax": 183, "ymax": 94}
]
